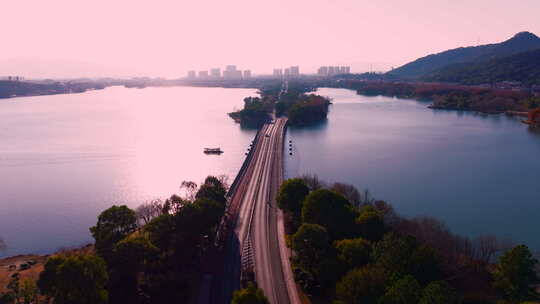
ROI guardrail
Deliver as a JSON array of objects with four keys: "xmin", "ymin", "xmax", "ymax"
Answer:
[
  {"xmin": 213, "ymin": 128, "xmax": 262, "ymax": 248},
  {"xmin": 226, "ymin": 128, "xmax": 262, "ymax": 198}
]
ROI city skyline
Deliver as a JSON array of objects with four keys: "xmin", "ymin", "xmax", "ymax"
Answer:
[
  {"xmin": 186, "ymin": 64, "xmax": 353, "ymax": 79},
  {"xmin": 1, "ymin": 0, "xmax": 539, "ymax": 78}
]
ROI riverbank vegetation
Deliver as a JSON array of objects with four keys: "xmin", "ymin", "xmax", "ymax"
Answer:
[
  {"xmin": 277, "ymin": 176, "xmax": 540, "ymax": 304},
  {"xmin": 336, "ymin": 80, "xmax": 540, "ymax": 113},
  {"xmin": 0, "ymin": 80, "xmax": 106, "ymax": 99},
  {"xmin": 0, "ymin": 176, "xmax": 229, "ymax": 304}
]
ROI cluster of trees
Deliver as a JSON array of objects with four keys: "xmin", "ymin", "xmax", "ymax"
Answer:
[
  {"xmin": 338, "ymin": 80, "xmax": 536, "ymax": 113},
  {"xmin": 274, "ymin": 82, "xmax": 317, "ymax": 117},
  {"xmin": 238, "ymin": 97, "xmax": 273, "ymax": 128},
  {"xmin": 429, "ymin": 89, "xmax": 540, "ymax": 113},
  {"xmin": 231, "ymin": 283, "xmax": 269, "ymax": 304},
  {"xmin": 277, "ymin": 177, "xmax": 540, "ymax": 304},
  {"xmin": 229, "ymin": 96, "xmax": 273, "ymax": 128},
  {"xmin": 287, "ymin": 94, "xmax": 331, "ymax": 126},
  {"xmin": 4, "ymin": 176, "xmax": 228, "ymax": 304},
  {"xmin": 230, "ymin": 80, "xmax": 327, "ymax": 127}
]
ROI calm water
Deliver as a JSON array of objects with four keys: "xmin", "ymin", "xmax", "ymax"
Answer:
[
  {"xmin": 2, "ymin": 86, "xmax": 539, "ymax": 257},
  {"xmin": 0, "ymin": 86, "xmax": 257, "ymax": 257},
  {"xmin": 285, "ymin": 88, "xmax": 540, "ymax": 249}
]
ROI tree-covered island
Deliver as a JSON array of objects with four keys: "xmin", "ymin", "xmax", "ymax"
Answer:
[{"xmin": 229, "ymin": 81, "xmax": 330, "ymax": 127}]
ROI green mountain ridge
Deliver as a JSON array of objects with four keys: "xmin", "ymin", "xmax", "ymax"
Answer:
[
  {"xmin": 388, "ymin": 31, "xmax": 540, "ymax": 78},
  {"xmin": 423, "ymin": 48, "xmax": 540, "ymax": 85}
]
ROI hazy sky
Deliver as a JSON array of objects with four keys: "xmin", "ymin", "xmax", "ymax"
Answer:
[{"xmin": 3, "ymin": 0, "xmax": 539, "ymax": 78}]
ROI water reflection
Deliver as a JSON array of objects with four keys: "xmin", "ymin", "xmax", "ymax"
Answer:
[
  {"xmin": 286, "ymin": 88, "xmax": 540, "ymax": 250},
  {"xmin": 527, "ymin": 125, "xmax": 540, "ymax": 136},
  {"xmin": 0, "ymin": 86, "xmax": 257, "ymax": 256}
]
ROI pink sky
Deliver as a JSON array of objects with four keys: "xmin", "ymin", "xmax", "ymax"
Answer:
[{"xmin": 2, "ymin": 0, "xmax": 539, "ymax": 78}]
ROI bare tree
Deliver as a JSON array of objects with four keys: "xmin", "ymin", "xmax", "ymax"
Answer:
[
  {"xmin": 0, "ymin": 237, "xmax": 7, "ymax": 253},
  {"xmin": 472, "ymin": 235, "xmax": 500, "ymax": 263},
  {"xmin": 361, "ymin": 189, "xmax": 375, "ymax": 205},
  {"xmin": 180, "ymin": 181, "xmax": 198, "ymax": 201},
  {"xmin": 373, "ymin": 200, "xmax": 400, "ymax": 225},
  {"xmin": 136, "ymin": 199, "xmax": 164, "ymax": 226},
  {"xmin": 395, "ymin": 216, "xmax": 462, "ymax": 266},
  {"xmin": 300, "ymin": 173, "xmax": 326, "ymax": 191},
  {"xmin": 331, "ymin": 182, "xmax": 361, "ymax": 207},
  {"xmin": 217, "ymin": 174, "xmax": 230, "ymax": 191},
  {"xmin": 163, "ymin": 194, "xmax": 188, "ymax": 215}
]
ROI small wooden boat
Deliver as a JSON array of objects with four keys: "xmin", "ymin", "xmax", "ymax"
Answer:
[{"xmin": 204, "ymin": 147, "xmax": 223, "ymax": 154}]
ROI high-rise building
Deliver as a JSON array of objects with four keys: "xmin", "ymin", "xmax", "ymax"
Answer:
[
  {"xmin": 187, "ymin": 71, "xmax": 196, "ymax": 79},
  {"xmin": 318, "ymin": 66, "xmax": 328, "ymax": 76},
  {"xmin": 210, "ymin": 68, "xmax": 221, "ymax": 78},
  {"xmin": 328, "ymin": 66, "xmax": 335, "ymax": 76},
  {"xmin": 338, "ymin": 66, "xmax": 351, "ymax": 74},
  {"xmin": 198, "ymin": 71, "xmax": 209, "ymax": 78},
  {"xmin": 317, "ymin": 65, "xmax": 350, "ymax": 76},
  {"xmin": 243, "ymin": 70, "xmax": 252, "ymax": 78},
  {"xmin": 284, "ymin": 68, "xmax": 290, "ymax": 77},
  {"xmin": 273, "ymin": 68, "xmax": 283, "ymax": 78},
  {"xmin": 223, "ymin": 65, "xmax": 243, "ymax": 79},
  {"xmin": 290, "ymin": 66, "xmax": 300, "ymax": 77}
]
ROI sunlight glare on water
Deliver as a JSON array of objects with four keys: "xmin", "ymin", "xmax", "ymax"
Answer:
[{"xmin": 0, "ymin": 86, "xmax": 257, "ymax": 256}]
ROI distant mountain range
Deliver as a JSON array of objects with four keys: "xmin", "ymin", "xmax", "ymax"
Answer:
[
  {"xmin": 424, "ymin": 48, "xmax": 540, "ymax": 85},
  {"xmin": 388, "ymin": 32, "xmax": 540, "ymax": 84}
]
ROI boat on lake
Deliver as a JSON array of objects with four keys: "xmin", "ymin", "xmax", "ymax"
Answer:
[{"xmin": 204, "ymin": 147, "xmax": 223, "ymax": 154}]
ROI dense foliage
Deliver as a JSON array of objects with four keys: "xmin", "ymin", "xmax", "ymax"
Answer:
[
  {"xmin": 229, "ymin": 80, "xmax": 327, "ymax": 127},
  {"xmin": 90, "ymin": 205, "xmax": 138, "ymax": 264},
  {"xmin": 425, "ymin": 48, "xmax": 540, "ymax": 85},
  {"xmin": 278, "ymin": 177, "xmax": 540, "ymax": 304},
  {"xmin": 238, "ymin": 97, "xmax": 272, "ymax": 128},
  {"xmin": 37, "ymin": 255, "xmax": 109, "ymax": 304},
  {"xmin": 287, "ymin": 94, "xmax": 330, "ymax": 126},
  {"xmin": 388, "ymin": 31, "xmax": 540, "ymax": 78},
  {"xmin": 493, "ymin": 245, "xmax": 540, "ymax": 302},
  {"xmin": 231, "ymin": 283, "xmax": 269, "ymax": 304},
  {"xmin": 229, "ymin": 96, "xmax": 272, "ymax": 128},
  {"xmin": 276, "ymin": 178, "xmax": 309, "ymax": 224},
  {"xmin": 337, "ymin": 80, "xmax": 536, "ymax": 113},
  {"xmin": 24, "ymin": 176, "xmax": 229, "ymax": 304}
]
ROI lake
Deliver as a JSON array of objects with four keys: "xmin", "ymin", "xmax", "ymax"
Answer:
[
  {"xmin": 1, "ymin": 86, "xmax": 539, "ymax": 257},
  {"xmin": 285, "ymin": 88, "xmax": 540, "ymax": 250},
  {"xmin": 0, "ymin": 86, "xmax": 257, "ymax": 257}
]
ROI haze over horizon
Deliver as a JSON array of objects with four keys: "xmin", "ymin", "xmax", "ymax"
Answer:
[{"xmin": 3, "ymin": 0, "xmax": 540, "ymax": 79}]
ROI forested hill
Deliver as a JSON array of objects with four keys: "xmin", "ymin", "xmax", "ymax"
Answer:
[
  {"xmin": 423, "ymin": 48, "xmax": 540, "ymax": 85},
  {"xmin": 388, "ymin": 31, "xmax": 540, "ymax": 78}
]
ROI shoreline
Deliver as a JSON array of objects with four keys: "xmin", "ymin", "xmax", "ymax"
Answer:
[{"xmin": 0, "ymin": 244, "xmax": 93, "ymax": 292}]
